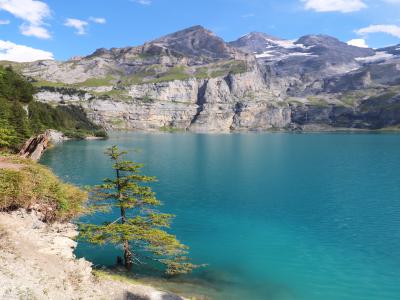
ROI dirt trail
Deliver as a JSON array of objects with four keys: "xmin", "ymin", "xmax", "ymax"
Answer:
[{"xmin": 0, "ymin": 157, "xmax": 23, "ymax": 170}]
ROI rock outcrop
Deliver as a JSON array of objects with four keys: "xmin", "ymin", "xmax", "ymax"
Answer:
[{"xmin": 19, "ymin": 130, "xmax": 66, "ymax": 161}]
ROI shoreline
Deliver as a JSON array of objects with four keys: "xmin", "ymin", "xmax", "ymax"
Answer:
[
  {"xmin": 0, "ymin": 209, "xmax": 189, "ymax": 300},
  {"xmin": 0, "ymin": 156, "xmax": 192, "ymax": 299}
]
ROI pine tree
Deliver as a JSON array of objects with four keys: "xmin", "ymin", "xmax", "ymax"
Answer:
[
  {"xmin": 79, "ymin": 146, "xmax": 198, "ymax": 275},
  {"xmin": 9, "ymin": 101, "xmax": 31, "ymax": 146}
]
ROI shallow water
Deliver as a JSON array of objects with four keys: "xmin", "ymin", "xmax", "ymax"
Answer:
[{"xmin": 41, "ymin": 132, "xmax": 400, "ymax": 300}]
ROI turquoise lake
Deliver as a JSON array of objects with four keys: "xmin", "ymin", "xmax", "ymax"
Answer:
[{"xmin": 40, "ymin": 132, "xmax": 400, "ymax": 300}]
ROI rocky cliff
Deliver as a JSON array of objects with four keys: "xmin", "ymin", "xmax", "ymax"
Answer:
[{"xmin": 8, "ymin": 25, "xmax": 400, "ymax": 132}]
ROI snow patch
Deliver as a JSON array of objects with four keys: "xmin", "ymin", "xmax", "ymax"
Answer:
[
  {"xmin": 256, "ymin": 50, "xmax": 316, "ymax": 60},
  {"xmin": 355, "ymin": 51, "xmax": 394, "ymax": 63}
]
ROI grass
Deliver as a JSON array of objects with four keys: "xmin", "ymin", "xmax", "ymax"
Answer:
[
  {"xmin": 32, "ymin": 80, "xmax": 68, "ymax": 88},
  {"xmin": 0, "ymin": 61, "xmax": 29, "ymax": 73},
  {"xmin": 307, "ymin": 96, "xmax": 330, "ymax": 107},
  {"xmin": 92, "ymin": 89, "xmax": 132, "ymax": 101},
  {"xmin": 34, "ymin": 76, "xmax": 116, "ymax": 89},
  {"xmin": 0, "ymin": 156, "xmax": 87, "ymax": 222},
  {"xmin": 149, "ymin": 66, "xmax": 190, "ymax": 83},
  {"xmin": 159, "ymin": 126, "xmax": 185, "ymax": 133},
  {"xmin": 74, "ymin": 76, "xmax": 115, "ymax": 88},
  {"xmin": 378, "ymin": 125, "xmax": 400, "ymax": 131},
  {"xmin": 93, "ymin": 270, "xmax": 140, "ymax": 285}
]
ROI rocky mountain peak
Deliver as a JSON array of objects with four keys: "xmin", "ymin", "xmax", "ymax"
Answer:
[
  {"xmin": 295, "ymin": 34, "xmax": 341, "ymax": 47},
  {"xmin": 292, "ymin": 34, "xmax": 375, "ymax": 64},
  {"xmin": 229, "ymin": 32, "xmax": 285, "ymax": 54},
  {"xmin": 148, "ymin": 25, "xmax": 235, "ymax": 59}
]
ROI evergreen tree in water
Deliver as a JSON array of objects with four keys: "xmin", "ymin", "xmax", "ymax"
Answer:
[{"xmin": 79, "ymin": 146, "xmax": 197, "ymax": 275}]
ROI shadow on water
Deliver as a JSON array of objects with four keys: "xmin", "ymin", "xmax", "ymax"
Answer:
[
  {"xmin": 104, "ymin": 264, "xmax": 295, "ymax": 300},
  {"xmin": 124, "ymin": 292, "xmax": 183, "ymax": 300}
]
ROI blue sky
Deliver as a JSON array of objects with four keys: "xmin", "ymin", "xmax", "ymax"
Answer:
[{"xmin": 1, "ymin": 0, "xmax": 400, "ymax": 61}]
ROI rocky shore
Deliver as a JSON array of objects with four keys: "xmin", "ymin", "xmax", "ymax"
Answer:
[{"xmin": 0, "ymin": 209, "xmax": 185, "ymax": 300}]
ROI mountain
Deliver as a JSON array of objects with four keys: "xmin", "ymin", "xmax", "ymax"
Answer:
[
  {"xmin": 148, "ymin": 25, "xmax": 238, "ymax": 60},
  {"xmin": 4, "ymin": 26, "xmax": 400, "ymax": 132}
]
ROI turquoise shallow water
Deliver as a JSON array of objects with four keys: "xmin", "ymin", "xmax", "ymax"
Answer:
[{"xmin": 41, "ymin": 132, "xmax": 400, "ymax": 300}]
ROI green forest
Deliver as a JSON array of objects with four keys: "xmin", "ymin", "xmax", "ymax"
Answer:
[{"xmin": 0, "ymin": 66, "xmax": 106, "ymax": 151}]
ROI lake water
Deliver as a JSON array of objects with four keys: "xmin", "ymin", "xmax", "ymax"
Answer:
[{"xmin": 40, "ymin": 132, "xmax": 400, "ymax": 300}]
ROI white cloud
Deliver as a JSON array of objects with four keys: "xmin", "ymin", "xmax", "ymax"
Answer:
[
  {"xmin": 0, "ymin": 40, "xmax": 53, "ymax": 62},
  {"xmin": 0, "ymin": 19, "xmax": 9, "ymax": 25},
  {"xmin": 20, "ymin": 24, "xmax": 51, "ymax": 39},
  {"xmin": 302, "ymin": 0, "xmax": 367, "ymax": 13},
  {"xmin": 89, "ymin": 17, "xmax": 106, "ymax": 24},
  {"xmin": 133, "ymin": 0, "xmax": 152, "ymax": 5},
  {"xmin": 64, "ymin": 18, "xmax": 89, "ymax": 35},
  {"xmin": 356, "ymin": 24, "xmax": 400, "ymax": 38},
  {"xmin": 0, "ymin": 0, "xmax": 51, "ymax": 39},
  {"xmin": 347, "ymin": 38, "xmax": 369, "ymax": 48}
]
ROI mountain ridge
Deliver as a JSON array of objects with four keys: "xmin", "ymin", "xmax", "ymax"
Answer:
[{"xmin": 3, "ymin": 25, "xmax": 400, "ymax": 132}]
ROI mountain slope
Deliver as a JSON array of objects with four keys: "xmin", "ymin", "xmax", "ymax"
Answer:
[{"xmin": 4, "ymin": 26, "xmax": 400, "ymax": 132}]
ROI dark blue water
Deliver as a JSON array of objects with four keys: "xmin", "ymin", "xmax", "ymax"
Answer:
[{"xmin": 41, "ymin": 132, "xmax": 400, "ymax": 300}]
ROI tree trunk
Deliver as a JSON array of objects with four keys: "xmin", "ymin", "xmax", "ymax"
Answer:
[
  {"xmin": 120, "ymin": 205, "xmax": 132, "ymax": 270},
  {"xmin": 117, "ymin": 168, "xmax": 132, "ymax": 271},
  {"xmin": 124, "ymin": 240, "xmax": 133, "ymax": 271}
]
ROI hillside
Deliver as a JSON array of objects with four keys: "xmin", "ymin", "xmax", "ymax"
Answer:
[
  {"xmin": 5, "ymin": 25, "xmax": 400, "ymax": 132},
  {"xmin": 0, "ymin": 66, "xmax": 106, "ymax": 151}
]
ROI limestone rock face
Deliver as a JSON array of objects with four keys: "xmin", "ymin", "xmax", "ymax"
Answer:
[{"xmin": 126, "ymin": 79, "xmax": 202, "ymax": 104}]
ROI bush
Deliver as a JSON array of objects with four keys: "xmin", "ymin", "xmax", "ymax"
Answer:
[{"xmin": 0, "ymin": 156, "xmax": 87, "ymax": 222}]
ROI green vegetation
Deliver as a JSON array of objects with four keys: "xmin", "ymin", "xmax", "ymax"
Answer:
[
  {"xmin": 196, "ymin": 60, "xmax": 248, "ymax": 79},
  {"xmin": 150, "ymin": 66, "xmax": 190, "ymax": 83},
  {"xmin": 0, "ymin": 66, "xmax": 106, "ymax": 151},
  {"xmin": 367, "ymin": 91, "xmax": 397, "ymax": 102},
  {"xmin": 79, "ymin": 146, "xmax": 198, "ymax": 275},
  {"xmin": 33, "ymin": 75, "xmax": 116, "ymax": 89},
  {"xmin": 307, "ymin": 96, "xmax": 330, "ymax": 107},
  {"xmin": 28, "ymin": 102, "xmax": 106, "ymax": 138},
  {"xmin": 159, "ymin": 126, "xmax": 184, "ymax": 133},
  {"xmin": 91, "ymin": 89, "xmax": 132, "ymax": 101},
  {"xmin": 76, "ymin": 76, "xmax": 115, "ymax": 88},
  {"xmin": 193, "ymin": 67, "xmax": 209, "ymax": 79},
  {"xmin": 0, "ymin": 156, "xmax": 87, "ymax": 222},
  {"xmin": 116, "ymin": 60, "xmax": 249, "ymax": 87},
  {"xmin": 339, "ymin": 88, "xmax": 400, "ymax": 107},
  {"xmin": 0, "ymin": 66, "xmax": 35, "ymax": 103},
  {"xmin": 32, "ymin": 80, "xmax": 68, "ymax": 88},
  {"xmin": 32, "ymin": 59, "xmax": 249, "ymax": 93},
  {"xmin": 0, "ymin": 61, "xmax": 29, "ymax": 73},
  {"xmin": 340, "ymin": 93, "xmax": 361, "ymax": 107}
]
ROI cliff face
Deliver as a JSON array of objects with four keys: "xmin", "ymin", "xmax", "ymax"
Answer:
[{"xmin": 17, "ymin": 26, "xmax": 400, "ymax": 132}]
